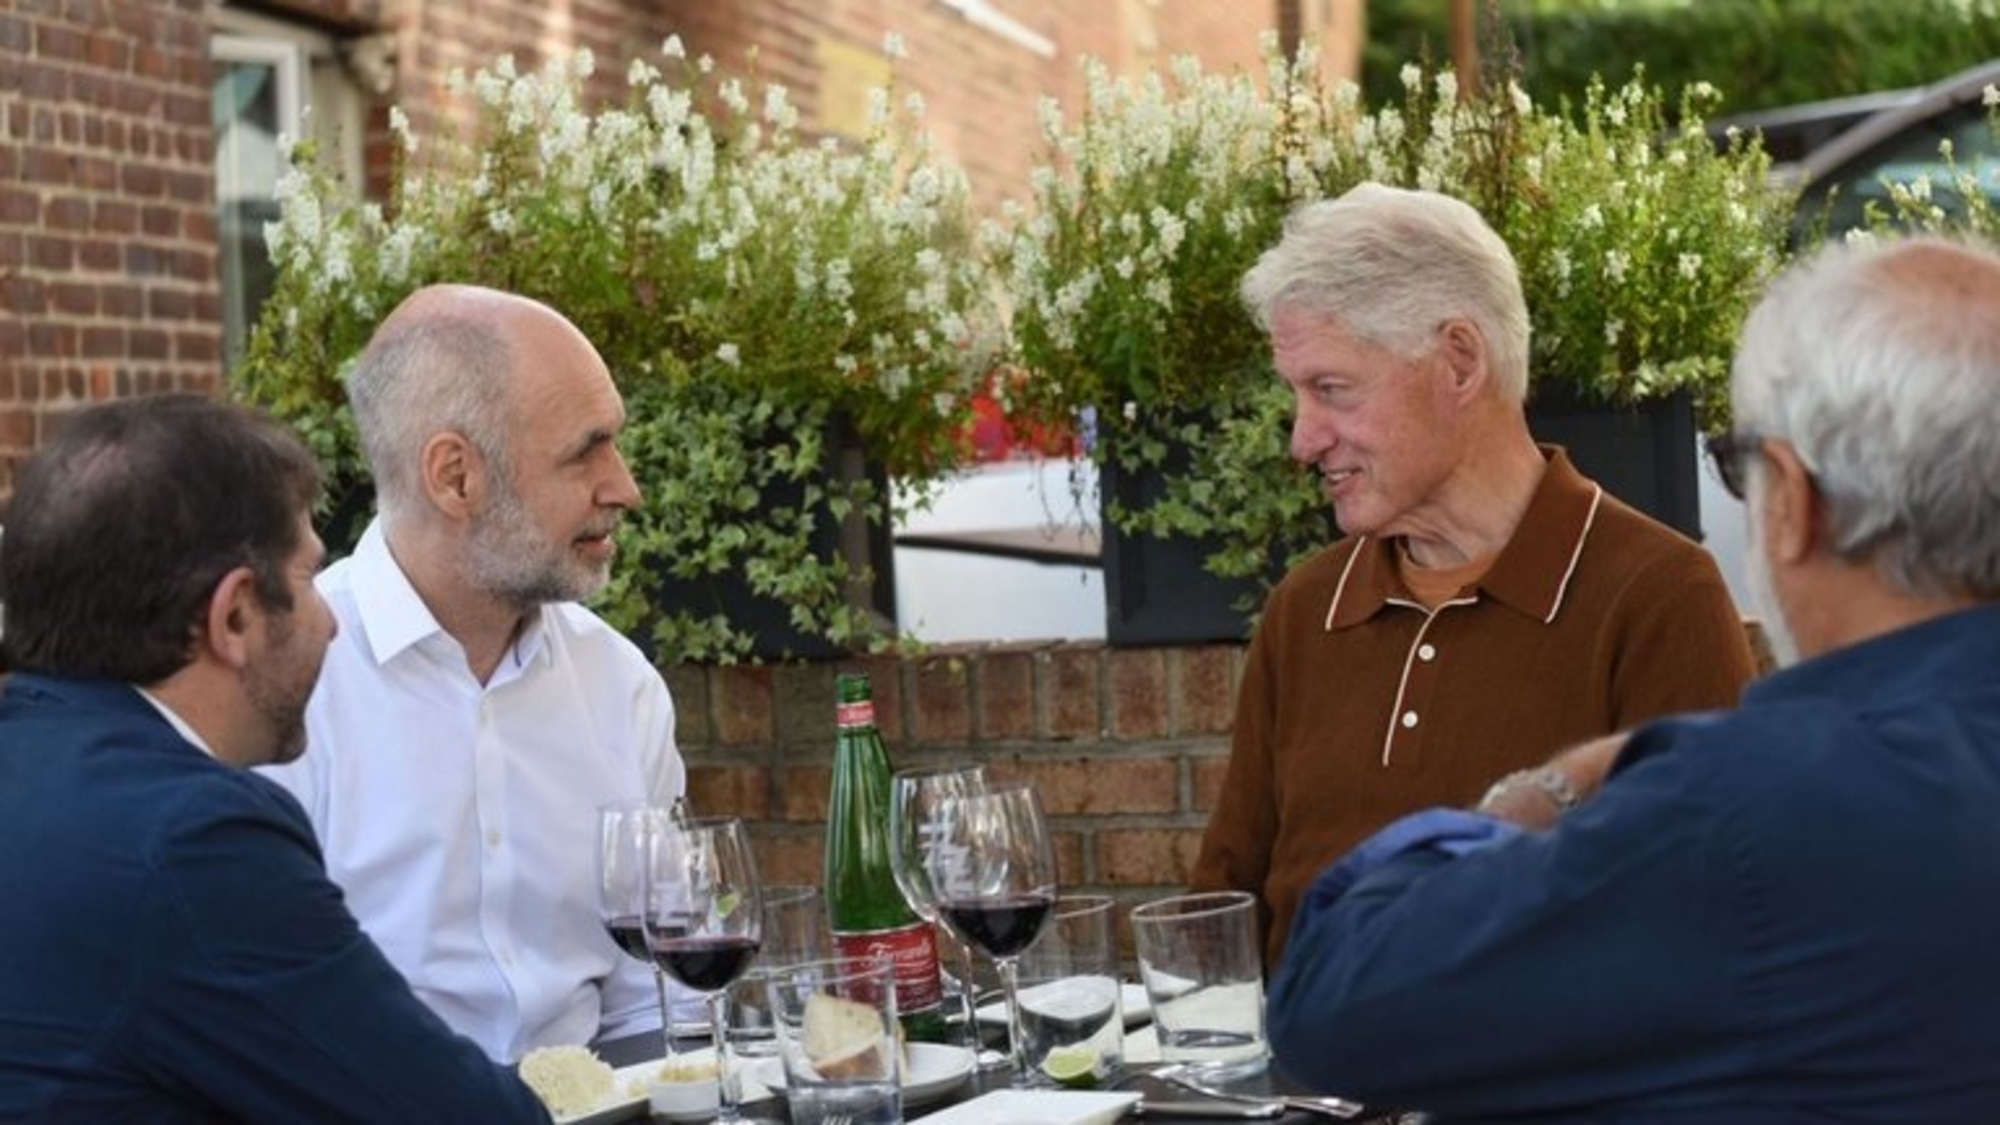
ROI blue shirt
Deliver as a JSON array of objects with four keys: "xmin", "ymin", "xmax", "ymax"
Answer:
[
  {"xmin": 1269, "ymin": 604, "xmax": 2000, "ymax": 1123},
  {"xmin": 0, "ymin": 675, "xmax": 551, "ymax": 1124}
]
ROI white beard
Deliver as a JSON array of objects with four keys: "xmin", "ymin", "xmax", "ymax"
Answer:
[{"xmin": 1746, "ymin": 491, "xmax": 1802, "ymax": 669}]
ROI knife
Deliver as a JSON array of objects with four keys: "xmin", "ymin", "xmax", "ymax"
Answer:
[{"xmin": 1135, "ymin": 1097, "xmax": 1286, "ymax": 1118}]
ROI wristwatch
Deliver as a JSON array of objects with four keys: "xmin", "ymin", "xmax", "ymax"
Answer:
[{"xmin": 1477, "ymin": 765, "xmax": 1582, "ymax": 815}]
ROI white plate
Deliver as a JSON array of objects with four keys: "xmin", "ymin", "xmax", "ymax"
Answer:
[
  {"xmin": 915, "ymin": 1089, "xmax": 1140, "ymax": 1125},
  {"xmin": 552, "ymin": 1051, "xmax": 774, "ymax": 1125},
  {"xmin": 745, "ymin": 1041, "xmax": 975, "ymax": 1110},
  {"xmin": 978, "ymin": 981, "xmax": 1152, "ymax": 1027}
]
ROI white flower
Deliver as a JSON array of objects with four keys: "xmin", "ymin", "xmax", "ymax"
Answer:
[
  {"xmin": 883, "ymin": 31, "xmax": 907, "ymax": 59},
  {"xmin": 716, "ymin": 342, "xmax": 740, "ymax": 367},
  {"xmin": 661, "ymin": 35, "xmax": 686, "ymax": 59},
  {"xmin": 1678, "ymin": 253, "xmax": 1703, "ymax": 281},
  {"xmin": 388, "ymin": 106, "xmax": 417, "ymax": 156}
]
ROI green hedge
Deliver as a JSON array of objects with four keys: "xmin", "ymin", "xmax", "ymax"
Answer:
[{"xmin": 1365, "ymin": 0, "xmax": 2000, "ymax": 117}]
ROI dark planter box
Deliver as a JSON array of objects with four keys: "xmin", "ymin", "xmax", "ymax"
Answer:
[
  {"xmin": 1099, "ymin": 455, "xmax": 1302, "ymax": 648},
  {"xmin": 1526, "ymin": 388, "xmax": 1702, "ymax": 542},
  {"xmin": 1100, "ymin": 390, "xmax": 1702, "ymax": 648},
  {"xmin": 647, "ymin": 439, "xmax": 896, "ymax": 665}
]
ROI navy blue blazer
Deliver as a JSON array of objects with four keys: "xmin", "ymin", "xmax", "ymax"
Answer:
[{"xmin": 0, "ymin": 674, "xmax": 552, "ymax": 1123}]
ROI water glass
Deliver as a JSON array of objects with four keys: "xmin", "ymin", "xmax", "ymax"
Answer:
[
  {"xmin": 729, "ymin": 884, "xmax": 827, "ymax": 1056},
  {"xmin": 767, "ymin": 956, "xmax": 904, "ymax": 1125},
  {"xmin": 1129, "ymin": 890, "xmax": 1269, "ymax": 1081},
  {"xmin": 1015, "ymin": 894, "xmax": 1124, "ymax": 1087}
]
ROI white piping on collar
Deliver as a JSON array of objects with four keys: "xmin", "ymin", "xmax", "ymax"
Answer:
[
  {"xmin": 1323, "ymin": 536, "xmax": 1371, "ymax": 631},
  {"xmin": 1545, "ymin": 485, "xmax": 1603, "ymax": 624}
]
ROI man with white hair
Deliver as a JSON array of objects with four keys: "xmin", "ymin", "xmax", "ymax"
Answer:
[
  {"xmin": 1268, "ymin": 234, "xmax": 2000, "ymax": 1119},
  {"xmin": 263, "ymin": 285, "xmax": 686, "ymax": 1061},
  {"xmin": 1191, "ymin": 183, "xmax": 1758, "ymax": 967}
]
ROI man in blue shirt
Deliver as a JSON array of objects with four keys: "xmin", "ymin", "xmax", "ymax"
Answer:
[
  {"xmin": 1268, "ymin": 235, "xmax": 2000, "ymax": 1122},
  {"xmin": 0, "ymin": 396, "xmax": 550, "ymax": 1123}
]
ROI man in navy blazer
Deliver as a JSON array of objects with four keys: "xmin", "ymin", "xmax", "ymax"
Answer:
[{"xmin": 0, "ymin": 396, "xmax": 551, "ymax": 1122}]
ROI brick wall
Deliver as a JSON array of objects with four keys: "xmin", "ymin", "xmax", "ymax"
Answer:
[
  {"xmin": 1, "ymin": 1, "xmax": 1326, "ymax": 490},
  {"xmin": 1, "ymin": 0, "xmax": 224, "ymax": 493},
  {"xmin": 666, "ymin": 640, "xmax": 1246, "ymax": 915}
]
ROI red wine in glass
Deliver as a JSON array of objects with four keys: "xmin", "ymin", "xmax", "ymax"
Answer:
[
  {"xmin": 604, "ymin": 914, "xmax": 650, "ymax": 963},
  {"xmin": 652, "ymin": 934, "xmax": 763, "ymax": 992},
  {"xmin": 938, "ymin": 893, "xmax": 1054, "ymax": 959}
]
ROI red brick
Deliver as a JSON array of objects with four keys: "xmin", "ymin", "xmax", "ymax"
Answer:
[
  {"xmin": 1039, "ymin": 644, "xmax": 1102, "ymax": 740},
  {"xmin": 46, "ymin": 197, "xmax": 91, "ymax": 234},
  {"xmin": 685, "ymin": 762, "xmax": 772, "ymax": 819},
  {"xmin": 1020, "ymin": 756, "xmax": 1177, "ymax": 816},
  {"xmin": 1052, "ymin": 828, "xmax": 1088, "ymax": 885},
  {"xmin": 28, "ymin": 235, "xmax": 73, "ymax": 271},
  {"xmin": 50, "ymin": 283, "xmax": 97, "ymax": 317},
  {"xmin": 752, "ymin": 827, "xmax": 825, "ymax": 886},
  {"xmin": 1095, "ymin": 828, "xmax": 1204, "ymax": 887},
  {"xmin": 772, "ymin": 663, "xmax": 836, "ymax": 750},
  {"xmin": 0, "ymin": 409, "xmax": 36, "ymax": 448},
  {"xmin": 0, "ymin": 188, "xmax": 36, "ymax": 224},
  {"xmin": 661, "ymin": 665, "xmax": 711, "ymax": 746},
  {"xmin": 1108, "ymin": 647, "xmax": 1169, "ymax": 740},
  {"xmin": 147, "ymin": 287, "xmax": 192, "ymax": 320},
  {"xmin": 93, "ymin": 199, "xmax": 137, "ymax": 234},
  {"xmin": 850, "ymin": 654, "xmax": 907, "ymax": 743},
  {"xmin": 911, "ymin": 651, "xmax": 972, "ymax": 744},
  {"xmin": 1170, "ymin": 645, "xmax": 1238, "ymax": 736},
  {"xmin": 129, "ymin": 328, "xmax": 169, "ymax": 360},
  {"xmin": 711, "ymin": 664, "xmax": 775, "ymax": 746},
  {"xmin": 774, "ymin": 763, "xmax": 832, "ymax": 823},
  {"xmin": 972, "ymin": 646, "xmax": 1035, "ymax": 741},
  {"xmin": 78, "ymin": 240, "xmax": 120, "ymax": 271},
  {"xmin": 1191, "ymin": 754, "xmax": 1231, "ymax": 812}
]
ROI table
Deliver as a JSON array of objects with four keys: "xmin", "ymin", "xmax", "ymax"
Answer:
[{"xmin": 593, "ymin": 1030, "xmax": 1409, "ymax": 1123}]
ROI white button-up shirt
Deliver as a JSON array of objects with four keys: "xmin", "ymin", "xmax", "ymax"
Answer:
[{"xmin": 263, "ymin": 520, "xmax": 686, "ymax": 1061}]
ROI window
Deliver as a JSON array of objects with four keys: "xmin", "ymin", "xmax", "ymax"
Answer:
[{"xmin": 210, "ymin": 8, "xmax": 365, "ymax": 371}]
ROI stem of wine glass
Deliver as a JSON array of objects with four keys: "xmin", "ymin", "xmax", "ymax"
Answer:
[
  {"xmin": 708, "ymin": 990, "xmax": 740, "ymax": 1122},
  {"xmin": 997, "ymin": 955, "xmax": 1032, "ymax": 1089},
  {"xmin": 653, "ymin": 967, "xmax": 678, "ymax": 1061}
]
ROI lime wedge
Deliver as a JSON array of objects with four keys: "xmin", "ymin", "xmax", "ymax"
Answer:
[{"xmin": 1040, "ymin": 1044, "xmax": 1104, "ymax": 1088}]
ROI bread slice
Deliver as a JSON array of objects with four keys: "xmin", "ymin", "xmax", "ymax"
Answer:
[{"xmin": 803, "ymin": 993, "xmax": 892, "ymax": 1080}]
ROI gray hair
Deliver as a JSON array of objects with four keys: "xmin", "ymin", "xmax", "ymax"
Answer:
[
  {"xmin": 1732, "ymin": 235, "xmax": 2000, "ymax": 600},
  {"xmin": 346, "ymin": 293, "xmax": 518, "ymax": 520},
  {"xmin": 1239, "ymin": 183, "xmax": 1532, "ymax": 401}
]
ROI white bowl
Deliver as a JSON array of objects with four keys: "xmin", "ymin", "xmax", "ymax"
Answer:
[{"xmin": 647, "ymin": 1074, "xmax": 719, "ymax": 1121}]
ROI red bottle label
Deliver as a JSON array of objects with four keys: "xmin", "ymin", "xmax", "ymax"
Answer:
[
  {"xmin": 833, "ymin": 922, "xmax": 943, "ymax": 1013},
  {"xmin": 835, "ymin": 701, "xmax": 876, "ymax": 729}
]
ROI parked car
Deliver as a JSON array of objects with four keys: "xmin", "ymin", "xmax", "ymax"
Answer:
[{"xmin": 1709, "ymin": 60, "xmax": 2000, "ymax": 242}]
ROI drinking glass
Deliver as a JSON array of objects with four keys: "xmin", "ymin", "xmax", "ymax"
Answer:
[
  {"xmin": 925, "ymin": 782, "xmax": 1058, "ymax": 1088},
  {"xmin": 597, "ymin": 801, "xmax": 677, "ymax": 1064},
  {"xmin": 888, "ymin": 763, "xmax": 991, "ymax": 1059},
  {"xmin": 1130, "ymin": 890, "xmax": 1269, "ymax": 1081},
  {"xmin": 729, "ymin": 884, "xmax": 826, "ymax": 1056},
  {"xmin": 644, "ymin": 815, "xmax": 765, "ymax": 1122}
]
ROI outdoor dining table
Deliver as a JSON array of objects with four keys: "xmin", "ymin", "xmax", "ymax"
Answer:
[{"xmin": 591, "ymin": 1028, "xmax": 1410, "ymax": 1124}]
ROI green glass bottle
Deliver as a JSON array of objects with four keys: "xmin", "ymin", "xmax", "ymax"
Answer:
[{"xmin": 824, "ymin": 672, "xmax": 948, "ymax": 1042}]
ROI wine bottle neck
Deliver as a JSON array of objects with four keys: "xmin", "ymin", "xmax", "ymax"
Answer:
[{"xmin": 835, "ymin": 700, "xmax": 876, "ymax": 729}]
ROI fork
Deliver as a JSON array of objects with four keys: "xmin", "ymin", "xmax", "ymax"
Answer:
[{"xmin": 1155, "ymin": 1065, "xmax": 1367, "ymax": 1120}]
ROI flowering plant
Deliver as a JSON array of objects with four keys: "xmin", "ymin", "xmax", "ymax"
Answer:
[
  {"xmin": 993, "ymin": 43, "xmax": 1789, "ymax": 591},
  {"xmin": 237, "ymin": 39, "xmax": 997, "ymax": 663}
]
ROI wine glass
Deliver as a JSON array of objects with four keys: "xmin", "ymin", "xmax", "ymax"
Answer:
[
  {"xmin": 644, "ymin": 815, "xmax": 765, "ymax": 1122},
  {"xmin": 925, "ymin": 782, "xmax": 1058, "ymax": 1088},
  {"xmin": 597, "ymin": 801, "xmax": 677, "ymax": 1065},
  {"xmin": 888, "ymin": 763, "xmax": 992, "ymax": 1060}
]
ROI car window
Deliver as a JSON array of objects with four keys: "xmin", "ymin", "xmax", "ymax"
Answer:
[{"xmin": 1797, "ymin": 101, "xmax": 2000, "ymax": 238}]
